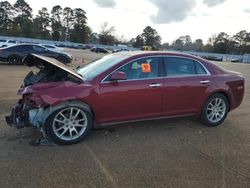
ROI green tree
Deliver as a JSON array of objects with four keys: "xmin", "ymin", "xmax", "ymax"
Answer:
[
  {"xmin": 234, "ymin": 30, "xmax": 247, "ymax": 46},
  {"xmin": 0, "ymin": 1, "xmax": 14, "ymax": 35},
  {"xmin": 171, "ymin": 35, "xmax": 192, "ymax": 51},
  {"xmin": 99, "ymin": 22, "xmax": 116, "ymax": 45},
  {"xmin": 35, "ymin": 7, "xmax": 50, "ymax": 39},
  {"xmin": 70, "ymin": 8, "xmax": 91, "ymax": 43},
  {"xmin": 161, "ymin": 42, "xmax": 170, "ymax": 50},
  {"xmin": 141, "ymin": 26, "xmax": 161, "ymax": 48},
  {"xmin": 51, "ymin": 5, "xmax": 63, "ymax": 41},
  {"xmin": 193, "ymin": 39, "xmax": 204, "ymax": 52},
  {"xmin": 133, "ymin": 35, "xmax": 144, "ymax": 48},
  {"xmin": 182, "ymin": 35, "xmax": 193, "ymax": 51},
  {"xmin": 171, "ymin": 39, "xmax": 184, "ymax": 51},
  {"xmin": 62, "ymin": 7, "xmax": 74, "ymax": 41},
  {"xmin": 213, "ymin": 32, "xmax": 229, "ymax": 53},
  {"xmin": 13, "ymin": 0, "xmax": 33, "ymax": 37},
  {"xmin": 203, "ymin": 44, "xmax": 214, "ymax": 52}
]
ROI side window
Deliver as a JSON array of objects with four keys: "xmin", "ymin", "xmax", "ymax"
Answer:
[
  {"xmin": 21, "ymin": 45, "xmax": 32, "ymax": 52},
  {"xmin": 33, "ymin": 45, "xmax": 46, "ymax": 53},
  {"xmin": 164, "ymin": 57, "xmax": 195, "ymax": 76},
  {"xmin": 8, "ymin": 40, "xmax": 16, "ymax": 44},
  {"xmin": 195, "ymin": 61, "xmax": 207, "ymax": 74},
  {"xmin": 115, "ymin": 57, "xmax": 160, "ymax": 80},
  {"xmin": 8, "ymin": 46, "xmax": 22, "ymax": 52},
  {"xmin": 164, "ymin": 57, "xmax": 207, "ymax": 76}
]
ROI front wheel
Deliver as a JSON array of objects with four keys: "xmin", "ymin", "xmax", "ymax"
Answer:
[
  {"xmin": 201, "ymin": 94, "xmax": 229, "ymax": 127},
  {"xmin": 44, "ymin": 104, "xmax": 93, "ymax": 145},
  {"xmin": 57, "ymin": 56, "xmax": 68, "ymax": 64}
]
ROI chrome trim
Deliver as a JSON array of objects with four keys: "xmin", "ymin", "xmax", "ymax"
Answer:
[
  {"xmin": 100, "ymin": 113, "xmax": 194, "ymax": 126},
  {"xmin": 149, "ymin": 83, "xmax": 163, "ymax": 88},
  {"xmin": 100, "ymin": 55, "xmax": 211, "ymax": 84}
]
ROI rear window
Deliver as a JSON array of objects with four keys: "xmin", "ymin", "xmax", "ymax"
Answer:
[
  {"xmin": 8, "ymin": 40, "xmax": 16, "ymax": 43},
  {"xmin": 0, "ymin": 39, "xmax": 7, "ymax": 42}
]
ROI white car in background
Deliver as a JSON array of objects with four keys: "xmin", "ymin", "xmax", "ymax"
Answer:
[
  {"xmin": 40, "ymin": 44, "xmax": 64, "ymax": 52},
  {"xmin": 0, "ymin": 39, "xmax": 18, "ymax": 47}
]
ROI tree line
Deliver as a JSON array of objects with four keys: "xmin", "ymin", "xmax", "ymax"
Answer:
[
  {"xmin": 168, "ymin": 31, "xmax": 250, "ymax": 54},
  {"xmin": 0, "ymin": 0, "xmax": 250, "ymax": 54},
  {"xmin": 0, "ymin": 0, "xmax": 91, "ymax": 43}
]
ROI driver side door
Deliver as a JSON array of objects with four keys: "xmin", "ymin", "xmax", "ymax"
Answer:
[{"xmin": 98, "ymin": 57, "xmax": 164, "ymax": 125}]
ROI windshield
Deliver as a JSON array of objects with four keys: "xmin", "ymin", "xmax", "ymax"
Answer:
[{"xmin": 77, "ymin": 54, "xmax": 128, "ymax": 81}]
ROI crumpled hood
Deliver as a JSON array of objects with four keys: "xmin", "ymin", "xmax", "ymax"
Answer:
[{"xmin": 23, "ymin": 54, "xmax": 83, "ymax": 81}]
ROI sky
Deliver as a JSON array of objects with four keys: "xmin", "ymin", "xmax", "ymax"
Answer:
[{"xmin": 7, "ymin": 0, "xmax": 250, "ymax": 44}]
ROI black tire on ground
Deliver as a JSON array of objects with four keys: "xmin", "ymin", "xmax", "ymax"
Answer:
[
  {"xmin": 57, "ymin": 56, "xmax": 68, "ymax": 64},
  {"xmin": 200, "ymin": 93, "xmax": 229, "ymax": 127},
  {"xmin": 8, "ymin": 55, "xmax": 22, "ymax": 65},
  {"xmin": 44, "ymin": 102, "xmax": 93, "ymax": 145}
]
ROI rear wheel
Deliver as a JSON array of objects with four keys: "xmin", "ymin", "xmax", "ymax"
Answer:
[
  {"xmin": 44, "ymin": 103, "xmax": 93, "ymax": 145},
  {"xmin": 201, "ymin": 94, "xmax": 229, "ymax": 127},
  {"xmin": 8, "ymin": 55, "xmax": 22, "ymax": 65}
]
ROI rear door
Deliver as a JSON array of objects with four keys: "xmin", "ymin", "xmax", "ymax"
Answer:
[
  {"xmin": 162, "ymin": 57, "xmax": 211, "ymax": 116},
  {"xmin": 99, "ymin": 56, "xmax": 164, "ymax": 124}
]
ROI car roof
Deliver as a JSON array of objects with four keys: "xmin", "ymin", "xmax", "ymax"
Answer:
[{"xmin": 112, "ymin": 51, "xmax": 202, "ymax": 60}]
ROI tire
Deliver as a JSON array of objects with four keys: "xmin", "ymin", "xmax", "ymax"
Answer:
[
  {"xmin": 57, "ymin": 56, "xmax": 68, "ymax": 64},
  {"xmin": 200, "ymin": 93, "xmax": 229, "ymax": 127},
  {"xmin": 8, "ymin": 55, "xmax": 22, "ymax": 65},
  {"xmin": 44, "ymin": 102, "xmax": 93, "ymax": 145}
]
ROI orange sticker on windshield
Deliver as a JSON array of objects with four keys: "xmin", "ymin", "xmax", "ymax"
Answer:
[{"xmin": 141, "ymin": 63, "xmax": 151, "ymax": 73}]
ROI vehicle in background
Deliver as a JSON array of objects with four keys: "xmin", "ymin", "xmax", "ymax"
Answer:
[
  {"xmin": 202, "ymin": 56, "xmax": 223, "ymax": 62},
  {"xmin": 76, "ymin": 45, "xmax": 86, "ymax": 49},
  {"xmin": 55, "ymin": 43, "xmax": 67, "ymax": 48},
  {"xmin": 90, "ymin": 47, "xmax": 96, "ymax": 52},
  {"xmin": 0, "ymin": 39, "xmax": 18, "ymax": 48},
  {"xmin": 231, "ymin": 57, "xmax": 242, "ymax": 63},
  {"xmin": 0, "ymin": 44, "xmax": 72, "ymax": 64},
  {"xmin": 112, "ymin": 48, "xmax": 130, "ymax": 53},
  {"xmin": 141, "ymin": 46, "xmax": 153, "ymax": 51},
  {"xmin": 40, "ymin": 44, "xmax": 64, "ymax": 52},
  {"xmin": 5, "ymin": 52, "xmax": 245, "ymax": 145},
  {"xmin": 91, "ymin": 47, "xmax": 109, "ymax": 53}
]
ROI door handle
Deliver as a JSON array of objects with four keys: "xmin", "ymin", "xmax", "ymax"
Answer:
[
  {"xmin": 200, "ymin": 80, "xmax": 210, "ymax": 84},
  {"xmin": 149, "ymin": 83, "xmax": 162, "ymax": 88}
]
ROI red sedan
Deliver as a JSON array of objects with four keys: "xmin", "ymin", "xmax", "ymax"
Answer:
[{"xmin": 6, "ymin": 52, "xmax": 245, "ymax": 145}]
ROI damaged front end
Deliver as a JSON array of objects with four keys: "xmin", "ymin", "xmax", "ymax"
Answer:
[
  {"xmin": 5, "ymin": 54, "xmax": 84, "ymax": 130},
  {"xmin": 5, "ymin": 99, "xmax": 31, "ymax": 129},
  {"xmin": 5, "ymin": 92, "xmax": 47, "ymax": 129}
]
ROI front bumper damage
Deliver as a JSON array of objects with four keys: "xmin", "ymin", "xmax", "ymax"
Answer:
[
  {"xmin": 5, "ymin": 99, "xmax": 30, "ymax": 129},
  {"xmin": 5, "ymin": 99, "xmax": 45, "ymax": 129},
  {"xmin": 5, "ymin": 99, "xmax": 56, "ymax": 145}
]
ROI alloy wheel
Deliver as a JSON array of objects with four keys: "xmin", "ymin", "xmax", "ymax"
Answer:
[
  {"xmin": 206, "ymin": 98, "xmax": 226, "ymax": 123},
  {"xmin": 52, "ymin": 107, "xmax": 88, "ymax": 141}
]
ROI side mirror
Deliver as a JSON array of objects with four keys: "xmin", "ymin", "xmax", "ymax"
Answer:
[{"xmin": 110, "ymin": 71, "xmax": 127, "ymax": 81}]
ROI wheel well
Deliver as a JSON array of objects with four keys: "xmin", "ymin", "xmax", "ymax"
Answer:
[
  {"xmin": 42, "ymin": 100, "xmax": 95, "ymax": 127},
  {"xmin": 8, "ymin": 55, "xmax": 20, "ymax": 59},
  {"xmin": 72, "ymin": 100, "xmax": 95, "ymax": 121},
  {"xmin": 60, "ymin": 100, "xmax": 95, "ymax": 121},
  {"xmin": 211, "ymin": 92, "xmax": 231, "ymax": 111}
]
